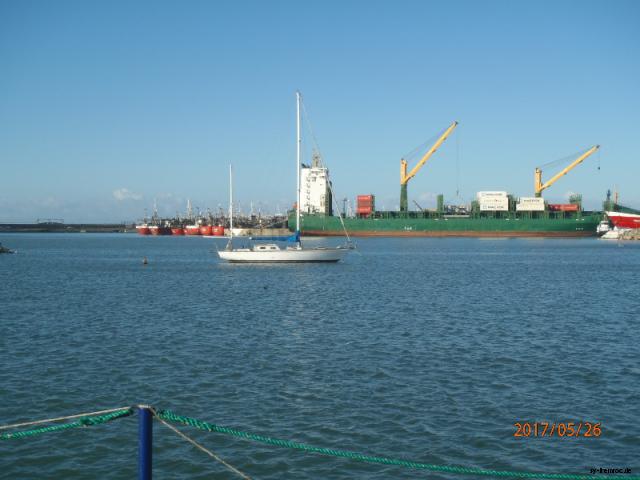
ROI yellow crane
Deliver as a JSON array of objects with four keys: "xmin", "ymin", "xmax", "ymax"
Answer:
[
  {"xmin": 534, "ymin": 145, "xmax": 600, "ymax": 197},
  {"xmin": 400, "ymin": 121, "xmax": 458, "ymax": 212}
]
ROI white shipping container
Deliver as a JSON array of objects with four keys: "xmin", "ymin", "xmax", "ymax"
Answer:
[
  {"xmin": 479, "ymin": 198, "xmax": 509, "ymax": 205},
  {"xmin": 519, "ymin": 196, "xmax": 544, "ymax": 203},
  {"xmin": 480, "ymin": 204, "xmax": 509, "ymax": 211},
  {"xmin": 480, "ymin": 197, "xmax": 509, "ymax": 202},
  {"xmin": 516, "ymin": 203, "xmax": 545, "ymax": 211},
  {"xmin": 477, "ymin": 191, "xmax": 508, "ymax": 200},
  {"xmin": 480, "ymin": 198, "xmax": 509, "ymax": 211},
  {"xmin": 516, "ymin": 197, "xmax": 545, "ymax": 211}
]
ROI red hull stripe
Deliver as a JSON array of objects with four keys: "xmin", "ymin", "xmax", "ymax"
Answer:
[{"xmin": 607, "ymin": 213, "xmax": 640, "ymax": 229}]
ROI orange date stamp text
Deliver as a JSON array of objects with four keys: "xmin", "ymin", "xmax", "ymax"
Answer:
[{"xmin": 513, "ymin": 421, "xmax": 601, "ymax": 438}]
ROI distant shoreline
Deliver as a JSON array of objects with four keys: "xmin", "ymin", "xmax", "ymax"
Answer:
[{"xmin": 0, "ymin": 223, "xmax": 135, "ymax": 233}]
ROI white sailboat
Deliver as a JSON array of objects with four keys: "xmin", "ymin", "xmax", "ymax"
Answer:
[{"xmin": 217, "ymin": 92, "xmax": 350, "ymax": 263}]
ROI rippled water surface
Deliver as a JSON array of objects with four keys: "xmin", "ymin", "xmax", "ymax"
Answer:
[{"xmin": 1, "ymin": 234, "xmax": 639, "ymax": 479}]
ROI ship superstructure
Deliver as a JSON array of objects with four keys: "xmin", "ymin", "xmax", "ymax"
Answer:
[{"xmin": 300, "ymin": 152, "xmax": 332, "ymax": 215}]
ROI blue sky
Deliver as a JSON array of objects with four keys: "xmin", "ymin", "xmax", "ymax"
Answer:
[{"xmin": 1, "ymin": 0, "xmax": 638, "ymax": 222}]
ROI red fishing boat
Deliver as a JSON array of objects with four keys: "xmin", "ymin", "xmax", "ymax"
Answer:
[
  {"xmin": 184, "ymin": 225, "xmax": 200, "ymax": 235},
  {"xmin": 605, "ymin": 211, "xmax": 640, "ymax": 230},
  {"xmin": 136, "ymin": 224, "xmax": 151, "ymax": 235},
  {"xmin": 199, "ymin": 225, "xmax": 213, "ymax": 236},
  {"xmin": 149, "ymin": 224, "xmax": 171, "ymax": 235}
]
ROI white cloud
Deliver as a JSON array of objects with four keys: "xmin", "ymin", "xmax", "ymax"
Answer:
[
  {"xmin": 37, "ymin": 196, "xmax": 62, "ymax": 208},
  {"xmin": 113, "ymin": 188, "xmax": 143, "ymax": 201},
  {"xmin": 418, "ymin": 192, "xmax": 438, "ymax": 203}
]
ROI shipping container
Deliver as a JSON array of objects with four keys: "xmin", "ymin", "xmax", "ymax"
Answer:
[
  {"xmin": 516, "ymin": 197, "xmax": 545, "ymax": 211},
  {"xmin": 477, "ymin": 191, "xmax": 508, "ymax": 200},
  {"xmin": 356, "ymin": 204, "xmax": 373, "ymax": 218},
  {"xmin": 480, "ymin": 203, "xmax": 509, "ymax": 211},
  {"xmin": 357, "ymin": 194, "xmax": 375, "ymax": 212},
  {"xmin": 548, "ymin": 203, "xmax": 579, "ymax": 212},
  {"xmin": 516, "ymin": 204, "xmax": 545, "ymax": 211},
  {"xmin": 479, "ymin": 195, "xmax": 509, "ymax": 212}
]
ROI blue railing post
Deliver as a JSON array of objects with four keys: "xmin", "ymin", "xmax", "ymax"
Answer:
[{"xmin": 138, "ymin": 405, "xmax": 153, "ymax": 480}]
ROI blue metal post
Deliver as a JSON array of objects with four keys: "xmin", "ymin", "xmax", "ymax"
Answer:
[{"xmin": 138, "ymin": 406, "xmax": 153, "ymax": 480}]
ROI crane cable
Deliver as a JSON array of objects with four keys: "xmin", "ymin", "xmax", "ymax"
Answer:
[
  {"xmin": 401, "ymin": 127, "xmax": 448, "ymax": 163},
  {"xmin": 538, "ymin": 146, "xmax": 592, "ymax": 170}
]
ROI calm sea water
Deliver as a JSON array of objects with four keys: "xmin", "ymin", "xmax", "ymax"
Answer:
[{"xmin": 1, "ymin": 234, "xmax": 638, "ymax": 479}]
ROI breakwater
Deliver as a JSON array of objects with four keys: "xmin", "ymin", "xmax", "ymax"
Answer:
[{"xmin": 0, "ymin": 223, "xmax": 135, "ymax": 233}]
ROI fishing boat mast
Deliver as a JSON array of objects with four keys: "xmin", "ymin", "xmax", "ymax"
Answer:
[{"xmin": 226, "ymin": 164, "xmax": 234, "ymax": 250}]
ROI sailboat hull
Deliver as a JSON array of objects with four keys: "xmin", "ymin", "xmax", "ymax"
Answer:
[{"xmin": 217, "ymin": 247, "xmax": 348, "ymax": 263}]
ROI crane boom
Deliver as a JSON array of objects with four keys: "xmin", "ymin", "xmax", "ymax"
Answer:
[
  {"xmin": 534, "ymin": 145, "xmax": 599, "ymax": 197},
  {"xmin": 400, "ymin": 121, "xmax": 458, "ymax": 212}
]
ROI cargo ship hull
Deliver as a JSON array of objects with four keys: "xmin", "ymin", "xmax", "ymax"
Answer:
[{"xmin": 290, "ymin": 212, "xmax": 602, "ymax": 238}]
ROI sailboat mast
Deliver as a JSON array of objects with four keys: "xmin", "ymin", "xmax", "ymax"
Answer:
[{"xmin": 296, "ymin": 91, "xmax": 302, "ymax": 235}]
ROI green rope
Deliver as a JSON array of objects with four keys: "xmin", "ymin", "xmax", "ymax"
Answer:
[
  {"xmin": 156, "ymin": 409, "xmax": 638, "ymax": 480},
  {"xmin": 1, "ymin": 408, "xmax": 134, "ymax": 440}
]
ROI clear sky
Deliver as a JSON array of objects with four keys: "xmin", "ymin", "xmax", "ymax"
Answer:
[{"xmin": 1, "ymin": 0, "xmax": 639, "ymax": 222}]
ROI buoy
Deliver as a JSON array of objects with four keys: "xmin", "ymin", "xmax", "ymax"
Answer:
[{"xmin": 143, "ymin": 257, "xmax": 148, "ymax": 265}]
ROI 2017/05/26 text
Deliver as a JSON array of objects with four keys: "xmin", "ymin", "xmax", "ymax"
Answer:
[{"xmin": 513, "ymin": 422, "xmax": 602, "ymax": 438}]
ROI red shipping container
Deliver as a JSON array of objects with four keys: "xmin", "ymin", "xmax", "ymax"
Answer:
[
  {"xmin": 357, "ymin": 195, "xmax": 374, "ymax": 202},
  {"xmin": 548, "ymin": 204, "xmax": 579, "ymax": 212}
]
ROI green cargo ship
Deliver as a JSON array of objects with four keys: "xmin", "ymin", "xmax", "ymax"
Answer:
[
  {"xmin": 290, "ymin": 210, "xmax": 603, "ymax": 237},
  {"xmin": 289, "ymin": 194, "xmax": 607, "ymax": 238},
  {"xmin": 292, "ymin": 211, "xmax": 603, "ymax": 237},
  {"xmin": 287, "ymin": 127, "xmax": 607, "ymax": 237}
]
